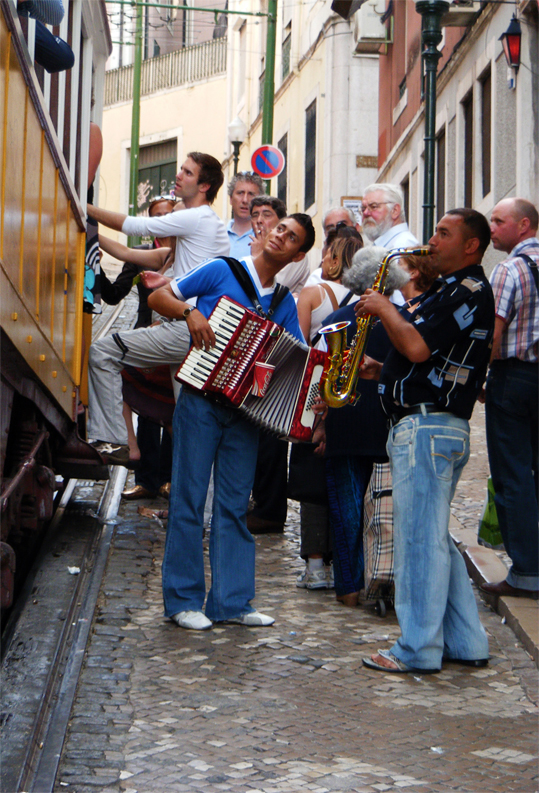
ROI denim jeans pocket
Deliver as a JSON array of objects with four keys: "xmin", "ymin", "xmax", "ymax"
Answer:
[
  {"xmin": 391, "ymin": 421, "xmax": 414, "ymax": 447},
  {"xmin": 430, "ymin": 433, "xmax": 467, "ymax": 480}
]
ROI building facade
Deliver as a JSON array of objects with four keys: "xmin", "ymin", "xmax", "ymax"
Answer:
[
  {"xmin": 226, "ymin": 0, "xmax": 379, "ymax": 246},
  {"xmin": 106, "ymin": 0, "xmax": 227, "ymax": 69},
  {"xmin": 373, "ymin": 0, "xmax": 538, "ymax": 270},
  {"xmin": 99, "ymin": 1, "xmax": 381, "ymax": 256}
]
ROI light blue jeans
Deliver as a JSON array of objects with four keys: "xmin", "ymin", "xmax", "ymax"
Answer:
[
  {"xmin": 387, "ymin": 411, "xmax": 489, "ymax": 669},
  {"xmin": 162, "ymin": 389, "xmax": 259, "ymax": 622}
]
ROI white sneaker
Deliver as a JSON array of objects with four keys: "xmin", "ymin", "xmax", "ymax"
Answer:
[
  {"xmin": 227, "ymin": 611, "xmax": 275, "ymax": 626},
  {"xmin": 171, "ymin": 610, "xmax": 212, "ymax": 630},
  {"xmin": 296, "ymin": 567, "xmax": 329, "ymax": 590}
]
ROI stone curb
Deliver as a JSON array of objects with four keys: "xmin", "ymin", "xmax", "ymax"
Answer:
[{"xmin": 449, "ymin": 514, "xmax": 539, "ymax": 668}]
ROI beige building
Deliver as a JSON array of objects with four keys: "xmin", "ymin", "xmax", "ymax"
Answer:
[
  {"xmin": 99, "ymin": 1, "xmax": 380, "ymax": 258},
  {"xmin": 226, "ymin": 0, "xmax": 379, "ymax": 252},
  {"xmin": 98, "ymin": 37, "xmax": 227, "ymax": 217}
]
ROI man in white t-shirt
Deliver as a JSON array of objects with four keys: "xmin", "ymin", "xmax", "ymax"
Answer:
[{"xmin": 86, "ymin": 152, "xmax": 229, "ymax": 467}]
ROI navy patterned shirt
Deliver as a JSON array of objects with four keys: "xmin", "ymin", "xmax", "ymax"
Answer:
[{"xmin": 379, "ymin": 264, "xmax": 495, "ymax": 420}]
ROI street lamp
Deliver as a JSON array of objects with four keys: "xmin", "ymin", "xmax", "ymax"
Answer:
[
  {"xmin": 228, "ymin": 116, "xmax": 247, "ymax": 175},
  {"xmin": 330, "ymin": 0, "xmax": 365, "ymax": 19},
  {"xmin": 500, "ymin": 16, "xmax": 521, "ymax": 71},
  {"xmin": 414, "ymin": 0, "xmax": 450, "ymax": 243}
]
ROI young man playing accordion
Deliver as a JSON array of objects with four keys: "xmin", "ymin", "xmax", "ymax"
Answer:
[{"xmin": 148, "ymin": 214, "xmax": 315, "ymax": 630}]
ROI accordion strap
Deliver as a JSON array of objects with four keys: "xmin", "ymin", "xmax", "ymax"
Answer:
[{"xmin": 221, "ymin": 256, "xmax": 290, "ymax": 319}]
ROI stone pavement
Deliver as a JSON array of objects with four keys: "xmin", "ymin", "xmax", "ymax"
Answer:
[{"xmin": 54, "ymin": 408, "xmax": 538, "ymax": 793}]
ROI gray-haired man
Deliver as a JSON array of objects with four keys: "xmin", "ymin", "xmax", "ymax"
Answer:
[
  {"xmin": 361, "ymin": 183, "xmax": 419, "ymax": 249},
  {"xmin": 227, "ymin": 172, "xmax": 264, "ymax": 258}
]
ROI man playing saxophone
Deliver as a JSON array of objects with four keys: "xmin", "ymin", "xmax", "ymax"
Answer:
[{"xmin": 356, "ymin": 209, "xmax": 494, "ymax": 674}]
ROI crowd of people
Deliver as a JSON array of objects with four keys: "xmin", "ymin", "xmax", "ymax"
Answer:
[{"xmin": 86, "ymin": 155, "xmax": 538, "ymax": 673}]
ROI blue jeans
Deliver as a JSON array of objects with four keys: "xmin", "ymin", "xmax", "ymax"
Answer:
[
  {"xmin": 162, "ymin": 390, "xmax": 259, "ymax": 621},
  {"xmin": 326, "ymin": 456, "xmax": 373, "ymax": 596},
  {"xmin": 485, "ymin": 359, "xmax": 538, "ymax": 590},
  {"xmin": 387, "ymin": 411, "xmax": 489, "ymax": 669}
]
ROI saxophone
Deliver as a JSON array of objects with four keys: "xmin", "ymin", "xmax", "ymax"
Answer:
[{"xmin": 318, "ymin": 247, "xmax": 431, "ymax": 408}]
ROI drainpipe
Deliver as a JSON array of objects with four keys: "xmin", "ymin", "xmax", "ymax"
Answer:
[
  {"xmin": 414, "ymin": 0, "xmax": 450, "ymax": 242},
  {"xmin": 128, "ymin": 0, "xmax": 143, "ymax": 245},
  {"xmin": 261, "ymin": 0, "xmax": 277, "ymax": 193}
]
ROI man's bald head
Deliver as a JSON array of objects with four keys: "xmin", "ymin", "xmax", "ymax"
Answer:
[
  {"xmin": 509, "ymin": 198, "xmax": 539, "ymax": 230},
  {"xmin": 490, "ymin": 198, "xmax": 538, "ymax": 254}
]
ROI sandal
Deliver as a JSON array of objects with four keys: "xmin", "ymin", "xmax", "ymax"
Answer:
[{"xmin": 362, "ymin": 649, "xmax": 439, "ymax": 674}]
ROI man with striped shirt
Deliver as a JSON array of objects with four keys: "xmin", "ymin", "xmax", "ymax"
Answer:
[{"xmin": 481, "ymin": 198, "xmax": 539, "ymax": 600}]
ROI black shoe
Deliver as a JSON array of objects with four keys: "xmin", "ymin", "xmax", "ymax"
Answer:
[
  {"xmin": 480, "ymin": 580, "xmax": 539, "ymax": 600},
  {"xmin": 443, "ymin": 657, "xmax": 489, "ymax": 668},
  {"xmin": 246, "ymin": 514, "xmax": 284, "ymax": 534}
]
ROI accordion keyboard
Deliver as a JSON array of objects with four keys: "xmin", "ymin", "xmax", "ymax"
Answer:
[{"xmin": 177, "ymin": 298, "xmax": 271, "ymax": 393}]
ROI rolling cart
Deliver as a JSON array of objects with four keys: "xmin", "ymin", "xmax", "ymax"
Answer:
[{"xmin": 363, "ymin": 462, "xmax": 395, "ymax": 617}]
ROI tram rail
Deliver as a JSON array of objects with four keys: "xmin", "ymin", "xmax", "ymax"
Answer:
[{"xmin": 1, "ymin": 296, "xmax": 133, "ymax": 792}]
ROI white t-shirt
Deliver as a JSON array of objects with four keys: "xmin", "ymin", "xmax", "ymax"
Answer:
[
  {"xmin": 122, "ymin": 204, "xmax": 230, "ymax": 278},
  {"xmin": 276, "ymin": 257, "xmax": 311, "ymax": 294}
]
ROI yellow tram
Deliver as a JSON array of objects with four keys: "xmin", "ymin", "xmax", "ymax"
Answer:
[{"xmin": 1, "ymin": 0, "xmax": 111, "ymax": 611}]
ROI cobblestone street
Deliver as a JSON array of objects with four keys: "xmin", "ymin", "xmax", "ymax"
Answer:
[{"xmin": 54, "ymin": 407, "xmax": 538, "ymax": 793}]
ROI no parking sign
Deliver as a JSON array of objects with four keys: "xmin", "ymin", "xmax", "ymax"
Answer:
[{"xmin": 251, "ymin": 145, "xmax": 285, "ymax": 179}]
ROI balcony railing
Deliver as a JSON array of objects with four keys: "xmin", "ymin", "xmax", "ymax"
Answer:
[{"xmin": 104, "ymin": 37, "xmax": 227, "ymax": 106}]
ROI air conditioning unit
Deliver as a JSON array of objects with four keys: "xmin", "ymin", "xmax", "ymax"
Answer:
[
  {"xmin": 441, "ymin": 0, "xmax": 481, "ymax": 27},
  {"xmin": 352, "ymin": 0, "xmax": 388, "ymax": 54}
]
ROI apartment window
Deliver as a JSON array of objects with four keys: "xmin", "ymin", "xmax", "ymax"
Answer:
[
  {"xmin": 401, "ymin": 176, "xmax": 410, "ymax": 225},
  {"xmin": 277, "ymin": 133, "xmax": 288, "ymax": 205},
  {"xmin": 399, "ymin": 76, "xmax": 407, "ymax": 100},
  {"xmin": 238, "ymin": 21, "xmax": 246, "ymax": 101},
  {"xmin": 143, "ymin": 5, "xmax": 150, "ymax": 59},
  {"xmin": 462, "ymin": 91, "xmax": 473, "ymax": 207},
  {"xmin": 282, "ymin": 25, "xmax": 291, "ymax": 82},
  {"xmin": 304, "ymin": 100, "xmax": 316, "ymax": 209},
  {"xmin": 481, "ymin": 68, "xmax": 492, "ymax": 197},
  {"xmin": 119, "ymin": 8, "xmax": 125, "ymax": 67},
  {"xmin": 436, "ymin": 128, "xmax": 446, "ymax": 222}
]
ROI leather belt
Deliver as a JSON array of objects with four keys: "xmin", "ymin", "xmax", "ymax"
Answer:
[{"xmin": 388, "ymin": 404, "xmax": 447, "ymax": 427}]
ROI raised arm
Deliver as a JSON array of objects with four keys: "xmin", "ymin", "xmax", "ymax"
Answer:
[
  {"xmin": 88, "ymin": 204, "xmax": 128, "ymax": 232},
  {"xmin": 356, "ymin": 289, "xmax": 431, "ymax": 363},
  {"xmin": 98, "ymin": 234, "xmax": 170, "ymax": 271}
]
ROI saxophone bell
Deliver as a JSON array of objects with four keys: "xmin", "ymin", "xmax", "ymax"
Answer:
[{"xmin": 319, "ymin": 320, "xmax": 351, "ymax": 339}]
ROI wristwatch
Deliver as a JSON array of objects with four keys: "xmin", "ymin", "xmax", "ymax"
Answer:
[{"xmin": 181, "ymin": 305, "xmax": 195, "ymax": 320}]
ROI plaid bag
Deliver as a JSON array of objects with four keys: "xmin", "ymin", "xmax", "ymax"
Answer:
[{"xmin": 363, "ymin": 462, "xmax": 394, "ymax": 602}]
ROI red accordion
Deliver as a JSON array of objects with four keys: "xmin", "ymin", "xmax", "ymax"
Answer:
[{"xmin": 175, "ymin": 296, "xmax": 325, "ymax": 442}]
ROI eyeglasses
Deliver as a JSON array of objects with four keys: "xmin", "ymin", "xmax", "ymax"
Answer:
[{"xmin": 360, "ymin": 201, "xmax": 392, "ymax": 214}]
